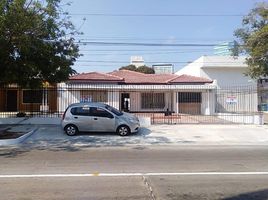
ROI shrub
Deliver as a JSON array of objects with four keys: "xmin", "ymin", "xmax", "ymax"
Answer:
[{"xmin": 16, "ymin": 112, "xmax": 26, "ymax": 117}]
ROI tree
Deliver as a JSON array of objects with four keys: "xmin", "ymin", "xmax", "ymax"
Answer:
[
  {"xmin": 0, "ymin": 0, "xmax": 80, "ymax": 87},
  {"xmin": 234, "ymin": 2, "xmax": 268, "ymax": 79},
  {"xmin": 119, "ymin": 65, "xmax": 155, "ymax": 74},
  {"xmin": 136, "ymin": 65, "xmax": 155, "ymax": 74},
  {"xmin": 119, "ymin": 64, "xmax": 137, "ymax": 71}
]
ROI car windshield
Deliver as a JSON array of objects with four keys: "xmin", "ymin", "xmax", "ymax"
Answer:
[{"xmin": 105, "ymin": 105, "xmax": 123, "ymax": 116}]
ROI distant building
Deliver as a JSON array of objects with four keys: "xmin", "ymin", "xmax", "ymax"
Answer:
[
  {"xmin": 152, "ymin": 64, "xmax": 174, "ymax": 74},
  {"xmin": 130, "ymin": 56, "xmax": 145, "ymax": 67},
  {"xmin": 214, "ymin": 41, "xmax": 238, "ymax": 56}
]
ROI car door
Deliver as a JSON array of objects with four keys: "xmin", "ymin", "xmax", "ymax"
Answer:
[
  {"xmin": 90, "ymin": 107, "xmax": 116, "ymax": 132},
  {"xmin": 70, "ymin": 106, "xmax": 93, "ymax": 132}
]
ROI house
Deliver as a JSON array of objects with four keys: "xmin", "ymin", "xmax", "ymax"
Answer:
[
  {"xmin": 176, "ymin": 56, "xmax": 254, "ymax": 88},
  {"xmin": 0, "ymin": 84, "xmax": 58, "ymax": 115},
  {"xmin": 58, "ymin": 70, "xmax": 216, "ymax": 116},
  {"xmin": 176, "ymin": 56, "xmax": 258, "ymax": 114},
  {"xmin": 0, "ymin": 69, "xmax": 262, "ymax": 124}
]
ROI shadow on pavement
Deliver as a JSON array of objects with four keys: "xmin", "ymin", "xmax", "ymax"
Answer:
[
  {"xmin": 0, "ymin": 127, "xmax": 172, "ymax": 157},
  {"xmin": 223, "ymin": 189, "xmax": 268, "ymax": 200}
]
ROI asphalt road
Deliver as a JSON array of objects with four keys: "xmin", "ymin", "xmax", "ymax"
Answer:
[{"xmin": 0, "ymin": 146, "xmax": 268, "ymax": 200}]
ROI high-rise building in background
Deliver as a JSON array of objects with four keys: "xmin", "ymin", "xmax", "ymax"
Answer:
[
  {"xmin": 152, "ymin": 64, "xmax": 174, "ymax": 74},
  {"xmin": 130, "ymin": 56, "xmax": 145, "ymax": 67}
]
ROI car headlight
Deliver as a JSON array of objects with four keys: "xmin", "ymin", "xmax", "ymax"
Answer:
[{"xmin": 129, "ymin": 118, "xmax": 138, "ymax": 123}]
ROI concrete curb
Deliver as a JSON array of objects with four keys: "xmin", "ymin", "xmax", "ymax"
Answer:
[
  {"xmin": 0, "ymin": 117, "xmax": 28, "ymax": 125},
  {"xmin": 0, "ymin": 128, "xmax": 38, "ymax": 146}
]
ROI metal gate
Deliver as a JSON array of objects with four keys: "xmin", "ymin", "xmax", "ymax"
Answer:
[{"xmin": 0, "ymin": 85, "xmax": 262, "ymax": 125}]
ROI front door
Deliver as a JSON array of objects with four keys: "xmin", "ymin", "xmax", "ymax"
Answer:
[
  {"xmin": 6, "ymin": 90, "xmax": 18, "ymax": 111},
  {"xmin": 121, "ymin": 93, "xmax": 130, "ymax": 112}
]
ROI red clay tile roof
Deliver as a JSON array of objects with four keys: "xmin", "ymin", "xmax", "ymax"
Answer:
[
  {"xmin": 69, "ymin": 70, "xmax": 212, "ymax": 84},
  {"xmin": 109, "ymin": 70, "xmax": 212, "ymax": 84},
  {"xmin": 168, "ymin": 74, "xmax": 213, "ymax": 83},
  {"xmin": 69, "ymin": 72, "xmax": 124, "ymax": 82}
]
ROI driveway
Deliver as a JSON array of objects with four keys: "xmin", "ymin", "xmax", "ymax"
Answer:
[{"xmin": 19, "ymin": 124, "xmax": 268, "ymax": 149}]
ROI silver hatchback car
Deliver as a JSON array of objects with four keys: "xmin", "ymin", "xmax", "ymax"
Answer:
[{"xmin": 61, "ymin": 102, "xmax": 140, "ymax": 136}]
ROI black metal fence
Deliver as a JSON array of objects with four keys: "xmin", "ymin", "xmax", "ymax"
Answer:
[{"xmin": 0, "ymin": 84, "xmax": 263, "ymax": 124}]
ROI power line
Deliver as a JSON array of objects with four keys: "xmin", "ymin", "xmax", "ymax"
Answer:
[
  {"xmin": 75, "ymin": 60, "xmax": 242, "ymax": 64},
  {"xmin": 69, "ymin": 13, "xmax": 244, "ymax": 17},
  {"xmin": 76, "ymin": 37, "xmax": 234, "ymax": 42},
  {"xmin": 79, "ymin": 48, "xmax": 213, "ymax": 52},
  {"xmin": 80, "ymin": 50, "xmax": 212, "ymax": 56},
  {"xmin": 76, "ymin": 41, "xmax": 241, "ymax": 47}
]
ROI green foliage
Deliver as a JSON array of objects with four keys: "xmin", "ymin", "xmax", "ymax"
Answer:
[
  {"xmin": 136, "ymin": 65, "xmax": 155, "ymax": 74},
  {"xmin": 0, "ymin": 0, "xmax": 80, "ymax": 87},
  {"xmin": 119, "ymin": 64, "xmax": 137, "ymax": 71},
  {"xmin": 119, "ymin": 65, "xmax": 155, "ymax": 74},
  {"xmin": 234, "ymin": 2, "xmax": 268, "ymax": 79}
]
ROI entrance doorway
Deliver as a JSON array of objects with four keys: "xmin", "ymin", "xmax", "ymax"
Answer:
[
  {"xmin": 177, "ymin": 92, "xmax": 201, "ymax": 114},
  {"xmin": 121, "ymin": 93, "xmax": 130, "ymax": 112},
  {"xmin": 6, "ymin": 90, "xmax": 18, "ymax": 111}
]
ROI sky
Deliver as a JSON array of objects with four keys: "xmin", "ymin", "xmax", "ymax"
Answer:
[{"xmin": 62, "ymin": 0, "xmax": 261, "ymax": 73}]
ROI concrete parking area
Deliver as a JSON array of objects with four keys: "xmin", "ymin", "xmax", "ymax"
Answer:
[
  {"xmin": 17, "ymin": 124, "xmax": 268, "ymax": 149},
  {"xmin": 1, "ymin": 117, "xmax": 268, "ymax": 148}
]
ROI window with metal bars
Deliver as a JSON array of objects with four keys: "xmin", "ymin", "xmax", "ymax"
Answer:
[
  {"xmin": 178, "ymin": 92, "xmax": 201, "ymax": 103},
  {"xmin": 141, "ymin": 93, "xmax": 165, "ymax": 109}
]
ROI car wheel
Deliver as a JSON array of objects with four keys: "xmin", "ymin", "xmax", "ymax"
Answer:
[
  {"xmin": 117, "ymin": 125, "xmax": 130, "ymax": 136},
  {"xmin": 65, "ymin": 124, "xmax": 78, "ymax": 136}
]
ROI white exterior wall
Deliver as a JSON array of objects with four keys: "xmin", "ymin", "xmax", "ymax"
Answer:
[
  {"xmin": 108, "ymin": 91, "xmax": 120, "ymax": 109},
  {"xmin": 201, "ymin": 90, "xmax": 216, "ymax": 115},
  {"xmin": 176, "ymin": 56, "xmax": 255, "ymax": 88},
  {"xmin": 58, "ymin": 89, "xmax": 80, "ymax": 112},
  {"xmin": 176, "ymin": 57, "xmax": 203, "ymax": 77},
  {"xmin": 216, "ymin": 91, "xmax": 258, "ymax": 113},
  {"xmin": 201, "ymin": 68, "xmax": 255, "ymax": 88},
  {"xmin": 173, "ymin": 92, "xmax": 178, "ymax": 113},
  {"xmin": 176, "ymin": 56, "xmax": 258, "ymax": 113}
]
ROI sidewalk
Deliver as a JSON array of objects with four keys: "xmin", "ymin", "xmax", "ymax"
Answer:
[{"xmin": 1, "ymin": 117, "xmax": 268, "ymax": 148}]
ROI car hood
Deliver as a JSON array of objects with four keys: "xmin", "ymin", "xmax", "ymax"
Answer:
[{"xmin": 121, "ymin": 112, "xmax": 139, "ymax": 121}]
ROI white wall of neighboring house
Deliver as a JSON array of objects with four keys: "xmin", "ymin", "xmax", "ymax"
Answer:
[
  {"xmin": 175, "ymin": 56, "xmax": 261, "ymax": 124},
  {"xmin": 176, "ymin": 56, "xmax": 255, "ymax": 88},
  {"xmin": 177, "ymin": 56, "xmax": 203, "ymax": 77},
  {"xmin": 201, "ymin": 90, "xmax": 216, "ymax": 115},
  {"xmin": 200, "ymin": 68, "xmax": 253, "ymax": 88}
]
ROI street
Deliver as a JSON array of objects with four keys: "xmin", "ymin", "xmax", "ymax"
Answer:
[{"xmin": 0, "ymin": 146, "xmax": 268, "ymax": 199}]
